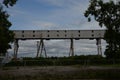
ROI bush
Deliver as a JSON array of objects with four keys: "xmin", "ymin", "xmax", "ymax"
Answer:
[{"xmin": 4, "ymin": 55, "xmax": 120, "ymax": 66}]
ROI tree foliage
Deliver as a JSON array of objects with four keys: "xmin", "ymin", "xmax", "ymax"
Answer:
[
  {"xmin": 3, "ymin": 0, "xmax": 17, "ymax": 7},
  {"xmin": 0, "ymin": 0, "xmax": 17, "ymax": 55},
  {"xmin": 84, "ymin": 0, "xmax": 120, "ymax": 59}
]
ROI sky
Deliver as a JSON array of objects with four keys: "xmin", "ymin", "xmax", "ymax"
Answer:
[
  {"xmin": 1, "ymin": 0, "xmax": 109, "ymax": 57},
  {"xmin": 7, "ymin": 0, "xmax": 106, "ymax": 30}
]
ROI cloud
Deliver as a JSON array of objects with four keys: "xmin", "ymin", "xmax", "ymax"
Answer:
[{"xmin": 8, "ymin": 39, "xmax": 106, "ymax": 57}]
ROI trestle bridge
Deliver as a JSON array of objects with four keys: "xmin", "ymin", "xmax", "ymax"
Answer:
[{"xmin": 13, "ymin": 30, "xmax": 105, "ymax": 58}]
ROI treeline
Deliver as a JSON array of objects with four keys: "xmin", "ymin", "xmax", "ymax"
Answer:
[{"xmin": 5, "ymin": 55, "xmax": 120, "ymax": 66}]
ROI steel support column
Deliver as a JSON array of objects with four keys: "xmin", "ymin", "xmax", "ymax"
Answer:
[
  {"xmin": 14, "ymin": 39, "xmax": 19, "ymax": 59},
  {"xmin": 69, "ymin": 39, "xmax": 74, "ymax": 56},
  {"xmin": 96, "ymin": 39, "xmax": 102, "ymax": 56},
  {"xmin": 36, "ymin": 39, "xmax": 47, "ymax": 58}
]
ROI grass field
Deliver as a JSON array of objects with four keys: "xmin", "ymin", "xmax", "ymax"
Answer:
[
  {"xmin": 0, "ymin": 66, "xmax": 120, "ymax": 80},
  {"xmin": 1, "ymin": 55, "xmax": 120, "ymax": 80}
]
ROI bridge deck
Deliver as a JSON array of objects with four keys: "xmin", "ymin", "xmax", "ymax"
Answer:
[{"xmin": 13, "ymin": 30, "xmax": 105, "ymax": 40}]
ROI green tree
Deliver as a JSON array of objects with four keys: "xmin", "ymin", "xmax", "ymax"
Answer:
[
  {"xmin": 0, "ymin": 0, "xmax": 17, "ymax": 55},
  {"xmin": 84, "ymin": 0, "xmax": 120, "ymax": 59}
]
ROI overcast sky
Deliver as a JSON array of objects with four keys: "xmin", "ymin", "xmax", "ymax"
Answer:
[{"xmin": 3, "ymin": 0, "xmax": 108, "ymax": 57}]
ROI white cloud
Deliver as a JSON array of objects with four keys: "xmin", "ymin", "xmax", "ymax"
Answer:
[{"xmin": 8, "ymin": 39, "xmax": 106, "ymax": 57}]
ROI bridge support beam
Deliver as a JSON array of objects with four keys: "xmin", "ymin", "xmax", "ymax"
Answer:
[
  {"xmin": 96, "ymin": 39, "xmax": 102, "ymax": 56},
  {"xmin": 14, "ymin": 39, "xmax": 19, "ymax": 59},
  {"xmin": 36, "ymin": 39, "xmax": 47, "ymax": 58},
  {"xmin": 69, "ymin": 39, "xmax": 74, "ymax": 56}
]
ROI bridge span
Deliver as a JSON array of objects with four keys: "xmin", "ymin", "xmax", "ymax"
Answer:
[{"xmin": 13, "ymin": 30, "xmax": 105, "ymax": 58}]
